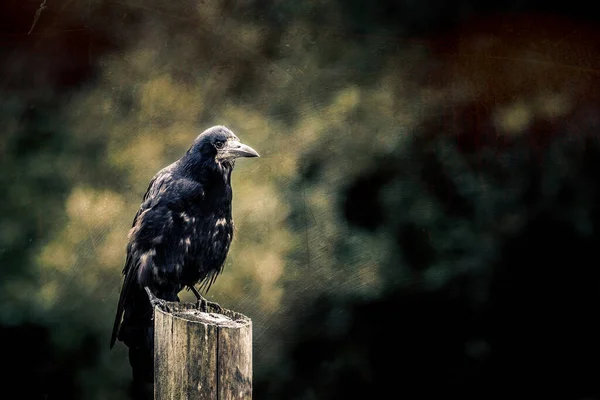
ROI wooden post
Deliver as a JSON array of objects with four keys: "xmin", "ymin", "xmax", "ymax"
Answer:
[{"xmin": 153, "ymin": 302, "xmax": 252, "ymax": 399}]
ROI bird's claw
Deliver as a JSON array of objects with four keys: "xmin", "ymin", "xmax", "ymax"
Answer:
[
  {"xmin": 144, "ymin": 287, "xmax": 173, "ymax": 317},
  {"xmin": 196, "ymin": 298, "xmax": 223, "ymax": 314},
  {"xmin": 196, "ymin": 298, "xmax": 207, "ymax": 312},
  {"xmin": 190, "ymin": 285, "xmax": 223, "ymax": 313},
  {"xmin": 151, "ymin": 297, "xmax": 172, "ymax": 313},
  {"xmin": 211, "ymin": 301, "xmax": 224, "ymax": 314}
]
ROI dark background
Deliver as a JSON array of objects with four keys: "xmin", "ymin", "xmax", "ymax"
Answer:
[{"xmin": 1, "ymin": 1, "xmax": 599, "ymax": 399}]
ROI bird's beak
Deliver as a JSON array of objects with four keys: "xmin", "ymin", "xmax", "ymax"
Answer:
[{"xmin": 219, "ymin": 140, "xmax": 260, "ymax": 159}]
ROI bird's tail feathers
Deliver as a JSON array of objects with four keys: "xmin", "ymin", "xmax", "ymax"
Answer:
[
  {"xmin": 110, "ymin": 280, "xmax": 128, "ymax": 349},
  {"xmin": 110, "ymin": 257, "xmax": 139, "ymax": 349}
]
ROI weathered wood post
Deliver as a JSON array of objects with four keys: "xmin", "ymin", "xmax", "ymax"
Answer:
[{"xmin": 153, "ymin": 302, "xmax": 252, "ymax": 399}]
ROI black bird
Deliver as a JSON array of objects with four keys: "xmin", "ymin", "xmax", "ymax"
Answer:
[{"xmin": 109, "ymin": 125, "xmax": 259, "ymax": 394}]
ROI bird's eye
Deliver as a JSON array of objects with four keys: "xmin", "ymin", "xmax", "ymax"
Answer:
[{"xmin": 215, "ymin": 141, "xmax": 225, "ymax": 149}]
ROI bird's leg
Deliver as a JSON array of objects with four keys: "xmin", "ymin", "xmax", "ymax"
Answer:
[
  {"xmin": 189, "ymin": 285, "xmax": 209, "ymax": 312},
  {"xmin": 189, "ymin": 285, "xmax": 223, "ymax": 313},
  {"xmin": 144, "ymin": 287, "xmax": 172, "ymax": 315}
]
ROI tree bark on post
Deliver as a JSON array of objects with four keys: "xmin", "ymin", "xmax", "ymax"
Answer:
[{"xmin": 153, "ymin": 302, "xmax": 252, "ymax": 399}]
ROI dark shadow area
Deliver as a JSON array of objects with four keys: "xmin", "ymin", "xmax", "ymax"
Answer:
[{"xmin": 0, "ymin": 323, "xmax": 99, "ymax": 399}]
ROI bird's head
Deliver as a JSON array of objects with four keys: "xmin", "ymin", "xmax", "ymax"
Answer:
[{"xmin": 187, "ymin": 125, "xmax": 260, "ymax": 168}]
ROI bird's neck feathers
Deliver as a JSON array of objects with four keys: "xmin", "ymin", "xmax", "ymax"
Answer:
[{"xmin": 179, "ymin": 153, "xmax": 233, "ymax": 187}]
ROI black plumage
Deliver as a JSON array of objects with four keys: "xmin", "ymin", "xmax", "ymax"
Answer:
[{"xmin": 109, "ymin": 125, "xmax": 259, "ymax": 391}]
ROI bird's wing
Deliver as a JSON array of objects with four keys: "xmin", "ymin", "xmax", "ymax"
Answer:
[{"xmin": 109, "ymin": 168, "xmax": 174, "ymax": 349}]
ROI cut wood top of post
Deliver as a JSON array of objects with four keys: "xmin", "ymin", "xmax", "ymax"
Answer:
[
  {"xmin": 154, "ymin": 301, "xmax": 251, "ymax": 329},
  {"xmin": 170, "ymin": 310, "xmax": 246, "ymax": 328}
]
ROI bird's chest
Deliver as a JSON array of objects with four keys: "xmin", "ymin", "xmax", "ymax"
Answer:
[
  {"xmin": 204, "ymin": 214, "xmax": 233, "ymax": 258},
  {"xmin": 180, "ymin": 210, "xmax": 233, "ymax": 279},
  {"xmin": 179, "ymin": 181, "xmax": 234, "ymax": 280}
]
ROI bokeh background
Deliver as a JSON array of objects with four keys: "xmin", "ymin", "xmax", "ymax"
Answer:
[{"xmin": 2, "ymin": 1, "xmax": 600, "ymax": 399}]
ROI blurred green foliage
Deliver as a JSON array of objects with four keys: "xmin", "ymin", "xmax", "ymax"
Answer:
[{"xmin": 1, "ymin": 1, "xmax": 600, "ymax": 399}]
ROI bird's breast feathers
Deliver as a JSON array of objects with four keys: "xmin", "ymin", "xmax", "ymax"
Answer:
[{"xmin": 179, "ymin": 209, "xmax": 232, "ymax": 252}]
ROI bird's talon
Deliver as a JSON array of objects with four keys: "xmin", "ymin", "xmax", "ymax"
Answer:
[
  {"xmin": 156, "ymin": 300, "xmax": 170, "ymax": 313},
  {"xmin": 194, "ymin": 298, "xmax": 222, "ymax": 313},
  {"xmin": 205, "ymin": 300, "xmax": 223, "ymax": 314},
  {"xmin": 196, "ymin": 298, "xmax": 207, "ymax": 312},
  {"xmin": 209, "ymin": 301, "xmax": 223, "ymax": 314}
]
